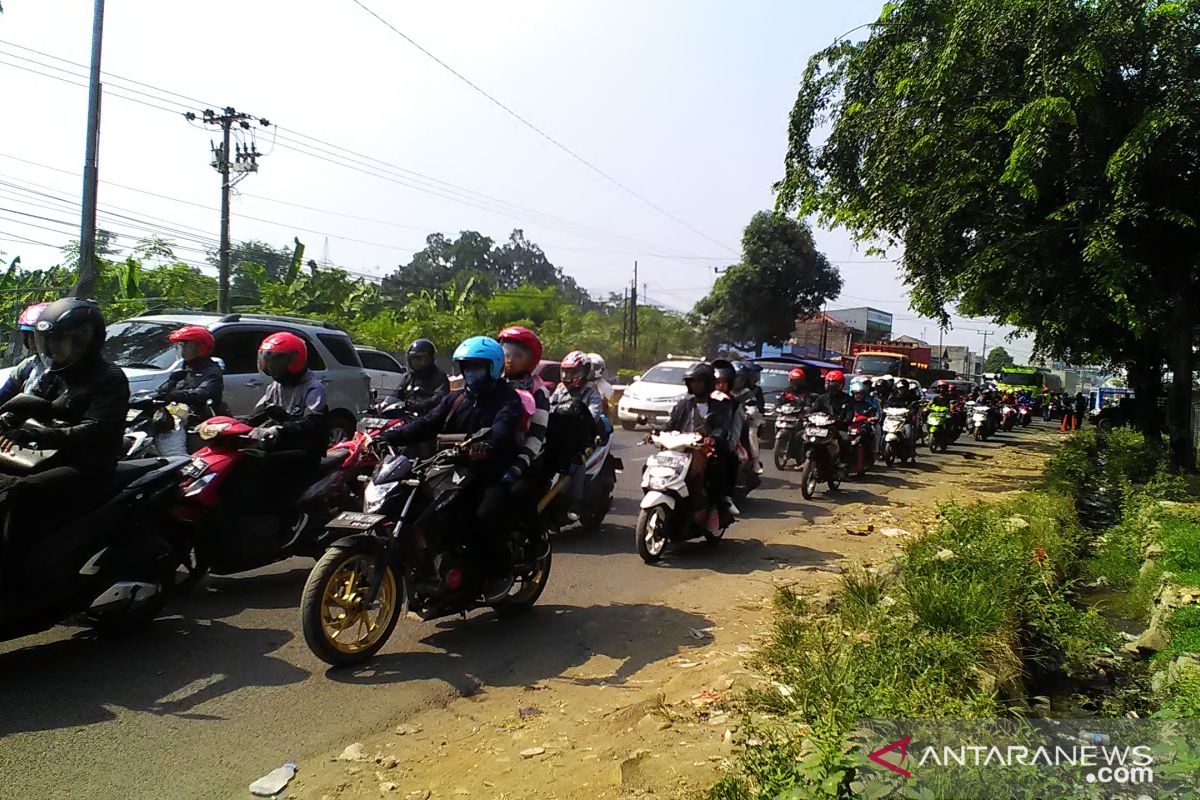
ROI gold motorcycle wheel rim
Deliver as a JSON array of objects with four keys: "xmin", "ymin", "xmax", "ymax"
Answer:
[{"xmin": 320, "ymin": 553, "xmax": 398, "ymax": 655}]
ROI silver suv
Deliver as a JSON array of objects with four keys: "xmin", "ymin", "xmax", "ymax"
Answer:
[{"xmin": 101, "ymin": 311, "xmax": 372, "ymax": 443}]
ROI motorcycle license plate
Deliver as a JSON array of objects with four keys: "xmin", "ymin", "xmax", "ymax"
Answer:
[
  {"xmin": 358, "ymin": 417, "xmax": 391, "ymax": 432},
  {"xmin": 328, "ymin": 511, "xmax": 387, "ymax": 530}
]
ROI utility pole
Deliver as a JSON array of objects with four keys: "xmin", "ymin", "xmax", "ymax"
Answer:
[
  {"xmin": 819, "ymin": 302, "xmax": 829, "ymax": 358},
  {"xmin": 621, "ymin": 287, "xmax": 629, "ymax": 354},
  {"xmin": 979, "ymin": 330, "xmax": 991, "ymax": 372},
  {"xmin": 186, "ymin": 107, "xmax": 270, "ymax": 313},
  {"xmin": 630, "ymin": 261, "xmax": 639, "ymax": 353},
  {"xmin": 72, "ymin": 0, "xmax": 106, "ymax": 299}
]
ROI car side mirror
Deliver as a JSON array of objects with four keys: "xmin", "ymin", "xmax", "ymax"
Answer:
[{"xmin": 632, "ymin": 374, "xmax": 642, "ymax": 382}]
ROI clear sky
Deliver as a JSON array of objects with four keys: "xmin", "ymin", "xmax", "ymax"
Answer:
[{"xmin": 0, "ymin": 0, "xmax": 1033, "ymax": 360}]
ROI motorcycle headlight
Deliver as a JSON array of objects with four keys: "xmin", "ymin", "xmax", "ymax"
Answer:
[
  {"xmin": 927, "ymin": 414, "xmax": 940, "ymax": 425},
  {"xmin": 364, "ymin": 480, "xmax": 398, "ymax": 514}
]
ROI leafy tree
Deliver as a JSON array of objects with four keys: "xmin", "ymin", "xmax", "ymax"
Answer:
[
  {"xmin": 985, "ymin": 347, "xmax": 1016, "ymax": 373},
  {"xmin": 779, "ymin": 0, "xmax": 1199, "ymax": 466},
  {"xmin": 691, "ymin": 211, "xmax": 841, "ymax": 355}
]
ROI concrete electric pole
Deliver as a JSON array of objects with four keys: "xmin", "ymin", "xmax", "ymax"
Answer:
[{"xmin": 72, "ymin": 0, "xmax": 106, "ymax": 299}]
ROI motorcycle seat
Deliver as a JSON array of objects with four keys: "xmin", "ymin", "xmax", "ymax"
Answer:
[
  {"xmin": 101, "ymin": 458, "xmax": 167, "ymax": 493},
  {"xmin": 319, "ymin": 448, "xmax": 350, "ymax": 472}
]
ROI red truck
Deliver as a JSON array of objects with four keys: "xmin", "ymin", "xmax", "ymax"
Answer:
[{"xmin": 844, "ymin": 341, "xmax": 955, "ymax": 386}]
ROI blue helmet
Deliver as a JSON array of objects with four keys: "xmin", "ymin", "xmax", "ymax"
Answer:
[{"xmin": 453, "ymin": 335, "xmax": 504, "ymax": 380}]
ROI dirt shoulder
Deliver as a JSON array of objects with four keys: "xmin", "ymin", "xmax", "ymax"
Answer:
[{"xmin": 269, "ymin": 429, "xmax": 1059, "ymax": 800}]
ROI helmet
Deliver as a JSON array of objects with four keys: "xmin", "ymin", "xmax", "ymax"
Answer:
[
  {"xmin": 825, "ymin": 369, "xmax": 845, "ymax": 388},
  {"xmin": 788, "ymin": 367, "xmax": 806, "ymax": 381},
  {"xmin": 406, "ymin": 338, "xmax": 436, "ymax": 372},
  {"xmin": 258, "ymin": 331, "xmax": 308, "ymax": 380},
  {"xmin": 168, "ymin": 325, "xmax": 214, "ymax": 358},
  {"xmin": 497, "ymin": 326, "xmax": 542, "ymax": 370},
  {"xmin": 849, "ymin": 380, "xmax": 866, "ymax": 395},
  {"xmin": 453, "ymin": 335, "xmax": 504, "ymax": 380},
  {"xmin": 732, "ymin": 361, "xmax": 755, "ymax": 391},
  {"xmin": 17, "ymin": 302, "xmax": 50, "ymax": 332},
  {"xmin": 561, "ymin": 350, "xmax": 592, "ymax": 388},
  {"xmin": 586, "ymin": 352, "xmax": 606, "ymax": 380},
  {"xmin": 682, "ymin": 362, "xmax": 716, "ymax": 397},
  {"xmin": 34, "ymin": 298, "xmax": 105, "ymax": 372},
  {"xmin": 711, "ymin": 359, "xmax": 736, "ymax": 388}
]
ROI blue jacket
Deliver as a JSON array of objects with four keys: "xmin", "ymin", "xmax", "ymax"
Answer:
[{"xmin": 0, "ymin": 355, "xmax": 45, "ymax": 407}]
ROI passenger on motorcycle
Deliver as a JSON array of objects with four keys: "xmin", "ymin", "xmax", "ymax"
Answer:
[
  {"xmin": 379, "ymin": 335, "xmax": 525, "ymax": 602},
  {"xmin": 157, "ymin": 325, "xmax": 224, "ymax": 422},
  {"xmin": 586, "ymin": 352, "xmax": 614, "ymax": 412},
  {"xmin": 734, "ymin": 361, "xmax": 765, "ymax": 475},
  {"xmin": 662, "ymin": 362, "xmax": 736, "ymax": 527},
  {"xmin": 497, "ymin": 326, "xmax": 549, "ymax": 489},
  {"xmin": 0, "ymin": 299, "xmax": 129, "ymax": 582},
  {"xmin": 849, "ymin": 380, "xmax": 879, "ymax": 463},
  {"xmin": 0, "ymin": 302, "xmax": 50, "ymax": 406},
  {"xmin": 389, "ymin": 338, "xmax": 450, "ymax": 414},
  {"xmin": 806, "ymin": 370, "xmax": 854, "ymax": 465}
]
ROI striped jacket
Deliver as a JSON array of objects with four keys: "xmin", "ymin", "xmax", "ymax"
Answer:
[{"xmin": 509, "ymin": 373, "xmax": 550, "ymax": 478}]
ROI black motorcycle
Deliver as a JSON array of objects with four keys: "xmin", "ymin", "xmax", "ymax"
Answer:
[
  {"xmin": 299, "ymin": 429, "xmax": 553, "ymax": 666},
  {"xmin": 798, "ymin": 411, "xmax": 843, "ymax": 500},
  {"xmin": 0, "ymin": 395, "xmax": 189, "ymax": 642}
]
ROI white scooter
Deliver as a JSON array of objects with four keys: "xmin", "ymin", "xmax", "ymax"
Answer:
[
  {"xmin": 636, "ymin": 432, "xmax": 727, "ymax": 563},
  {"xmin": 881, "ymin": 407, "xmax": 916, "ymax": 466}
]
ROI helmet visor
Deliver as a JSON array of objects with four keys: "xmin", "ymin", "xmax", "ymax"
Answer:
[
  {"xmin": 35, "ymin": 326, "xmax": 93, "ymax": 370},
  {"xmin": 562, "ymin": 366, "xmax": 585, "ymax": 387},
  {"xmin": 501, "ymin": 341, "xmax": 533, "ymax": 374},
  {"xmin": 407, "ymin": 351, "xmax": 433, "ymax": 372},
  {"xmin": 258, "ymin": 349, "xmax": 299, "ymax": 380}
]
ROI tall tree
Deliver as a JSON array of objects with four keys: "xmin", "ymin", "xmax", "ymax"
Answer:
[
  {"xmin": 779, "ymin": 0, "xmax": 1199, "ymax": 466},
  {"xmin": 985, "ymin": 346, "xmax": 1016, "ymax": 373},
  {"xmin": 691, "ymin": 211, "xmax": 841, "ymax": 355}
]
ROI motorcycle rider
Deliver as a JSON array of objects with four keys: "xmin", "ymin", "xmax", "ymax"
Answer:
[
  {"xmin": 549, "ymin": 350, "xmax": 606, "ymax": 521},
  {"xmin": 379, "ymin": 335, "xmax": 525, "ymax": 601},
  {"xmin": 781, "ymin": 367, "xmax": 809, "ymax": 403},
  {"xmin": 157, "ymin": 325, "xmax": 224, "ymax": 422},
  {"xmin": 0, "ymin": 302, "xmax": 51, "ymax": 406},
  {"xmin": 243, "ymin": 332, "xmax": 329, "ymax": 511},
  {"xmin": 734, "ymin": 362, "xmax": 765, "ymax": 475},
  {"xmin": 389, "ymin": 338, "xmax": 450, "ymax": 414},
  {"xmin": 807, "ymin": 369, "xmax": 854, "ymax": 465},
  {"xmin": 0, "ymin": 299, "xmax": 129, "ymax": 582},
  {"xmin": 662, "ymin": 362, "xmax": 736, "ymax": 527}
]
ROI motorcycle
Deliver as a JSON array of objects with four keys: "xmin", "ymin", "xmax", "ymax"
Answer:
[
  {"xmin": 124, "ymin": 391, "xmax": 193, "ymax": 459},
  {"xmin": 554, "ymin": 420, "xmax": 623, "ymax": 531},
  {"xmin": 1017, "ymin": 401, "xmax": 1032, "ymax": 427},
  {"xmin": 798, "ymin": 411, "xmax": 843, "ymax": 500},
  {"xmin": 1000, "ymin": 402, "xmax": 1017, "ymax": 432},
  {"xmin": 299, "ymin": 429, "xmax": 553, "ymax": 665},
  {"xmin": 636, "ymin": 431, "xmax": 730, "ymax": 562},
  {"xmin": 881, "ymin": 406, "xmax": 916, "ymax": 466},
  {"xmin": 772, "ymin": 401, "xmax": 805, "ymax": 470},
  {"xmin": 169, "ymin": 410, "xmax": 364, "ymax": 581},
  {"xmin": 846, "ymin": 411, "xmax": 875, "ymax": 478},
  {"xmin": 0, "ymin": 397, "xmax": 190, "ymax": 641},
  {"xmin": 968, "ymin": 401, "xmax": 991, "ymax": 441},
  {"xmin": 926, "ymin": 403, "xmax": 953, "ymax": 453},
  {"xmin": 734, "ymin": 439, "xmax": 761, "ymax": 501}
]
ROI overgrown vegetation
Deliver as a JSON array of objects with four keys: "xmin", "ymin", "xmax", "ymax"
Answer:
[{"xmin": 710, "ymin": 429, "xmax": 1194, "ymax": 800}]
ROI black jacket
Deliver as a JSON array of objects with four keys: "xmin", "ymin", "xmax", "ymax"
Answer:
[
  {"xmin": 384, "ymin": 383, "xmax": 524, "ymax": 474},
  {"xmin": 29, "ymin": 356, "xmax": 130, "ymax": 472},
  {"xmin": 666, "ymin": 395, "xmax": 734, "ymax": 451},
  {"xmin": 159, "ymin": 357, "xmax": 224, "ymax": 417},
  {"xmin": 808, "ymin": 390, "xmax": 855, "ymax": 426},
  {"xmin": 389, "ymin": 366, "xmax": 450, "ymax": 415},
  {"xmin": 254, "ymin": 370, "xmax": 329, "ymax": 455}
]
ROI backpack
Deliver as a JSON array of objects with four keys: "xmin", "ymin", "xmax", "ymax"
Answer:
[{"xmin": 545, "ymin": 397, "xmax": 596, "ymax": 473}]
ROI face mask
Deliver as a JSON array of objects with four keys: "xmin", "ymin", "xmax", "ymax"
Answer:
[{"xmin": 462, "ymin": 366, "xmax": 490, "ymax": 394}]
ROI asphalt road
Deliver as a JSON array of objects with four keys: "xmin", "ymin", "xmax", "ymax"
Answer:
[{"xmin": 0, "ymin": 426, "xmax": 1042, "ymax": 800}]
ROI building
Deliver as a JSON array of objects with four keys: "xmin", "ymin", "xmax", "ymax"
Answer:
[
  {"xmin": 826, "ymin": 307, "xmax": 894, "ymax": 341},
  {"xmin": 941, "ymin": 345, "xmax": 983, "ymax": 379},
  {"xmin": 763, "ymin": 312, "xmax": 859, "ymax": 360}
]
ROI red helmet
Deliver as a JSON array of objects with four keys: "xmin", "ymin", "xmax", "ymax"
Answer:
[
  {"xmin": 561, "ymin": 350, "xmax": 591, "ymax": 388},
  {"xmin": 788, "ymin": 367, "xmax": 806, "ymax": 380},
  {"xmin": 258, "ymin": 331, "xmax": 307, "ymax": 379},
  {"xmin": 497, "ymin": 325, "xmax": 542, "ymax": 366},
  {"xmin": 825, "ymin": 369, "xmax": 845, "ymax": 387},
  {"xmin": 168, "ymin": 325, "xmax": 214, "ymax": 358}
]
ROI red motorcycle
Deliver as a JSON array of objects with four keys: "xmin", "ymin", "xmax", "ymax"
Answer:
[
  {"xmin": 846, "ymin": 412, "xmax": 876, "ymax": 478},
  {"xmin": 170, "ymin": 411, "xmax": 380, "ymax": 581}
]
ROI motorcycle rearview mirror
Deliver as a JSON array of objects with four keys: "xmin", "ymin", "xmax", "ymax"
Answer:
[{"xmin": 212, "ymin": 356, "xmax": 227, "ymax": 372}]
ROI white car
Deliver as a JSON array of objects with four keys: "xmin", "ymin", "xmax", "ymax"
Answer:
[
  {"xmin": 355, "ymin": 347, "xmax": 407, "ymax": 398},
  {"xmin": 616, "ymin": 359, "xmax": 699, "ymax": 430}
]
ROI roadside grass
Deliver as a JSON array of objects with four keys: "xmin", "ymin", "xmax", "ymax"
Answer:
[{"xmin": 707, "ymin": 429, "xmax": 1188, "ymax": 800}]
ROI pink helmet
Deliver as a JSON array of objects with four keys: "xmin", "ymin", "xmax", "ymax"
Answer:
[{"xmin": 17, "ymin": 302, "xmax": 51, "ymax": 332}]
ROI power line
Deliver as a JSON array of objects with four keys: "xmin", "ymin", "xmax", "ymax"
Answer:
[{"xmin": 345, "ymin": 0, "xmax": 737, "ymax": 256}]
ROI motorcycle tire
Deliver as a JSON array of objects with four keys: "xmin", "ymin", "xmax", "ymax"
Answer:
[
  {"xmin": 975, "ymin": 431, "xmax": 983, "ymax": 442},
  {"xmin": 492, "ymin": 530, "xmax": 553, "ymax": 617},
  {"xmin": 301, "ymin": 546, "xmax": 404, "ymax": 667},
  {"xmin": 800, "ymin": 459, "xmax": 818, "ymax": 500},
  {"xmin": 884, "ymin": 443, "xmax": 895, "ymax": 467},
  {"xmin": 929, "ymin": 439, "xmax": 939, "ymax": 454},
  {"xmin": 774, "ymin": 437, "xmax": 790, "ymax": 470},
  {"xmin": 636, "ymin": 507, "xmax": 669, "ymax": 563}
]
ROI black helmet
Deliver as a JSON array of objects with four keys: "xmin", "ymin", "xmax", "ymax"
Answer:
[
  {"xmin": 34, "ymin": 297, "xmax": 105, "ymax": 372},
  {"xmin": 732, "ymin": 361, "xmax": 756, "ymax": 391},
  {"xmin": 406, "ymin": 338, "xmax": 436, "ymax": 372},
  {"xmin": 682, "ymin": 362, "xmax": 716, "ymax": 398},
  {"xmin": 711, "ymin": 358, "xmax": 736, "ymax": 387}
]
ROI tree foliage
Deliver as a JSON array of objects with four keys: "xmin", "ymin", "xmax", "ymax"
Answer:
[
  {"xmin": 692, "ymin": 211, "xmax": 841, "ymax": 354},
  {"xmin": 985, "ymin": 346, "xmax": 1016, "ymax": 373},
  {"xmin": 780, "ymin": 0, "xmax": 1200, "ymax": 465}
]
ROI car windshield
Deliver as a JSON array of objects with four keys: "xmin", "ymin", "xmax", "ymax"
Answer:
[
  {"xmin": 999, "ymin": 370, "xmax": 1041, "ymax": 387},
  {"xmin": 759, "ymin": 369, "xmax": 792, "ymax": 393},
  {"xmin": 854, "ymin": 355, "xmax": 903, "ymax": 375},
  {"xmin": 102, "ymin": 320, "xmax": 180, "ymax": 370},
  {"xmin": 641, "ymin": 364, "xmax": 693, "ymax": 384}
]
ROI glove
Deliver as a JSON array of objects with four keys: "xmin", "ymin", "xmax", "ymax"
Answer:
[
  {"xmin": 247, "ymin": 426, "xmax": 280, "ymax": 445},
  {"xmin": 0, "ymin": 426, "xmax": 35, "ymax": 452}
]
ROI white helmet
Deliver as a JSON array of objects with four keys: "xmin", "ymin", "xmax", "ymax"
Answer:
[{"xmin": 587, "ymin": 352, "xmax": 606, "ymax": 379}]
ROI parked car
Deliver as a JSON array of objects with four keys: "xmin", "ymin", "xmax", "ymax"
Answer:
[
  {"xmin": 356, "ymin": 346, "xmax": 407, "ymax": 398},
  {"xmin": 101, "ymin": 311, "xmax": 373, "ymax": 444},
  {"xmin": 534, "ymin": 360, "xmax": 561, "ymax": 388},
  {"xmin": 616, "ymin": 358, "xmax": 699, "ymax": 431}
]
